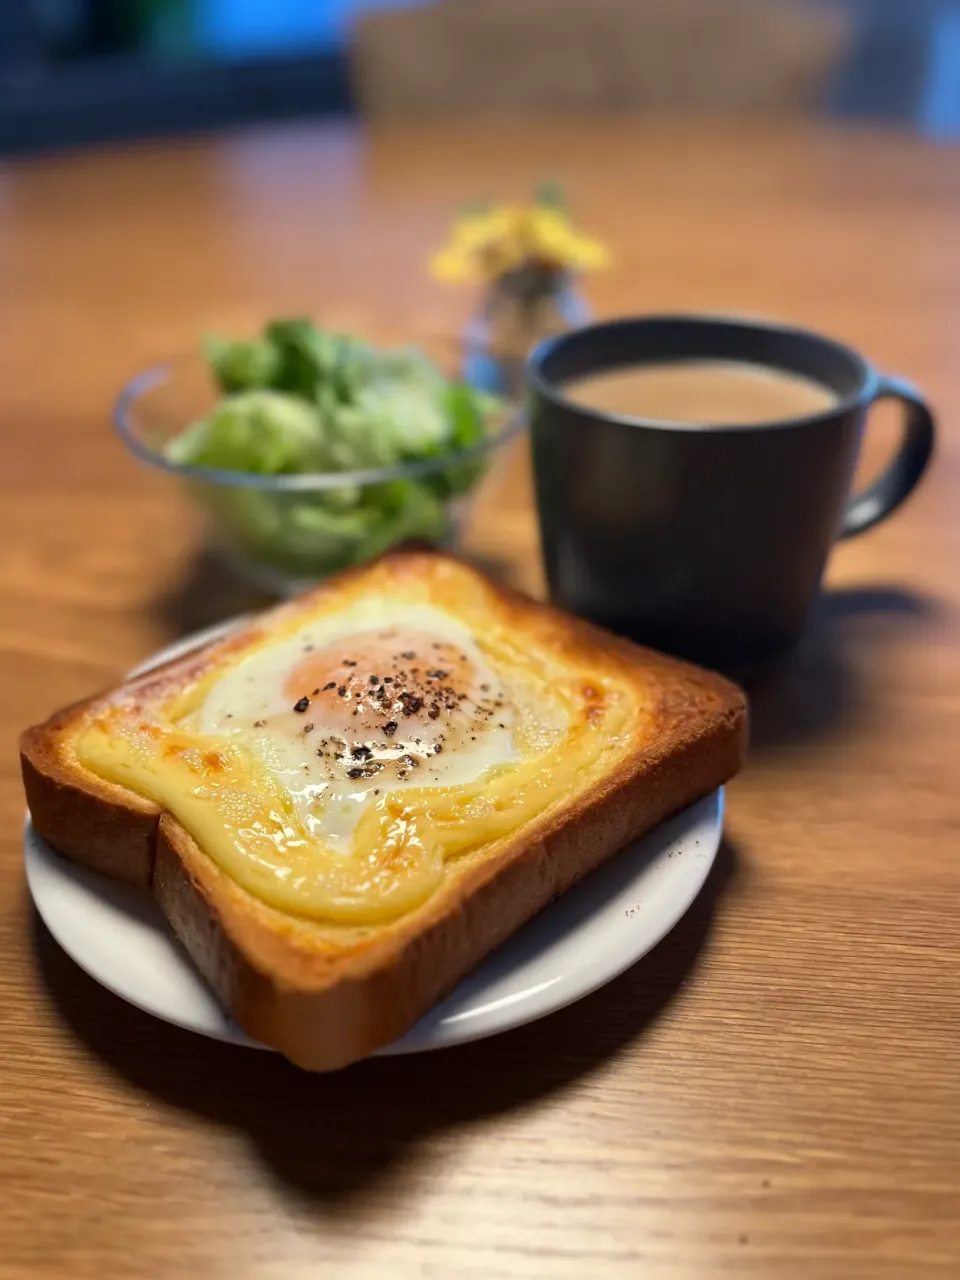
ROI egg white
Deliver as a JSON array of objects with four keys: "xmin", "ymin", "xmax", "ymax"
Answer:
[{"xmin": 193, "ymin": 602, "xmax": 515, "ymax": 852}]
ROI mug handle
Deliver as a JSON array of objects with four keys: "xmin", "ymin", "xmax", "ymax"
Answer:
[{"xmin": 840, "ymin": 374, "xmax": 935, "ymax": 538}]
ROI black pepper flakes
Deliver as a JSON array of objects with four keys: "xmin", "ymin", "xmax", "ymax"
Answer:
[
  {"xmin": 400, "ymin": 650, "xmax": 416, "ymax": 660},
  {"xmin": 428, "ymin": 703, "xmax": 440, "ymax": 719},
  {"xmin": 323, "ymin": 682, "xmax": 336, "ymax": 691},
  {"xmin": 293, "ymin": 696, "xmax": 310, "ymax": 713},
  {"xmin": 346, "ymin": 760, "xmax": 383, "ymax": 779},
  {"xmin": 337, "ymin": 685, "xmax": 347, "ymax": 697},
  {"xmin": 303, "ymin": 723, "xmax": 314, "ymax": 734},
  {"xmin": 369, "ymin": 674, "xmax": 379, "ymax": 685},
  {"xmin": 383, "ymin": 720, "xmax": 398, "ymax": 737},
  {"xmin": 343, "ymin": 659, "xmax": 357, "ymax": 667},
  {"xmin": 426, "ymin": 669, "xmax": 449, "ymax": 680}
]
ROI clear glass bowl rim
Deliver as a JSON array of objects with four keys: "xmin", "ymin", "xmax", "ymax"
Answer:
[{"xmin": 114, "ymin": 359, "xmax": 527, "ymax": 492}]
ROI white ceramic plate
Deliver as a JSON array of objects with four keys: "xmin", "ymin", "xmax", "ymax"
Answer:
[{"xmin": 24, "ymin": 621, "xmax": 724, "ymax": 1057}]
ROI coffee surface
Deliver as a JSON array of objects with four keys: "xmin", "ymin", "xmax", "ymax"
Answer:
[{"xmin": 563, "ymin": 359, "xmax": 838, "ymax": 426}]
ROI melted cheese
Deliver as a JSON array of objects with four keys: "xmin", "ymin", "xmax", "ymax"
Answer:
[{"xmin": 75, "ymin": 598, "xmax": 642, "ymax": 925}]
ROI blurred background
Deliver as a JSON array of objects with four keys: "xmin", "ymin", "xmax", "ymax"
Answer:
[{"xmin": 3, "ymin": 0, "xmax": 960, "ymax": 155}]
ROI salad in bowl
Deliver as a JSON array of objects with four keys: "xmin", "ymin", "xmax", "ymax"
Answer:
[{"xmin": 116, "ymin": 318, "xmax": 517, "ymax": 592}]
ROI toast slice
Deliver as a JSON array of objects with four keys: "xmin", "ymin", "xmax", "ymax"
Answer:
[{"xmin": 21, "ymin": 551, "xmax": 746, "ymax": 1069}]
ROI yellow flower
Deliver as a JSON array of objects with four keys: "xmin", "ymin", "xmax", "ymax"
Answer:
[
  {"xmin": 430, "ymin": 200, "xmax": 609, "ymax": 284},
  {"xmin": 526, "ymin": 207, "xmax": 610, "ymax": 271},
  {"xmin": 430, "ymin": 208, "xmax": 524, "ymax": 281}
]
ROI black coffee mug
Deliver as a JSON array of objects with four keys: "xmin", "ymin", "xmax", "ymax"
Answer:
[{"xmin": 528, "ymin": 314, "xmax": 935, "ymax": 669}]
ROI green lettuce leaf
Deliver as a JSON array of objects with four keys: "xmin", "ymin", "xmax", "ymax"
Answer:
[
  {"xmin": 166, "ymin": 390, "xmax": 324, "ymax": 474},
  {"xmin": 205, "ymin": 335, "xmax": 281, "ymax": 394}
]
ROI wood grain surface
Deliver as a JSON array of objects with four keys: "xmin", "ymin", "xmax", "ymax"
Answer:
[{"xmin": 1, "ymin": 119, "xmax": 959, "ymax": 1280}]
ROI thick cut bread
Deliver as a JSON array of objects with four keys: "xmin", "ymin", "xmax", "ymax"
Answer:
[{"xmin": 21, "ymin": 551, "xmax": 746, "ymax": 1069}]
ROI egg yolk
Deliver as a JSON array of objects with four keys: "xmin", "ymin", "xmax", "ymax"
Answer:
[{"xmin": 280, "ymin": 627, "xmax": 504, "ymax": 758}]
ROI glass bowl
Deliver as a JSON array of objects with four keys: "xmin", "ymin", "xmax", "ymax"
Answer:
[{"xmin": 115, "ymin": 352, "xmax": 524, "ymax": 596}]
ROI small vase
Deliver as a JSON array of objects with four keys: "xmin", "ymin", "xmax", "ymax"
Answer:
[{"xmin": 462, "ymin": 277, "xmax": 591, "ymax": 400}]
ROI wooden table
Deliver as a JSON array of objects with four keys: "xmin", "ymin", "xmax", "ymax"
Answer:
[{"xmin": 2, "ymin": 119, "xmax": 958, "ymax": 1280}]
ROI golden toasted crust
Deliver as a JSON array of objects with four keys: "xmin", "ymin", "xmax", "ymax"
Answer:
[
  {"xmin": 21, "ymin": 550, "xmax": 747, "ymax": 1069},
  {"xmin": 19, "ymin": 639, "xmax": 226, "ymax": 887},
  {"xmin": 21, "ymin": 701, "xmax": 160, "ymax": 888}
]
